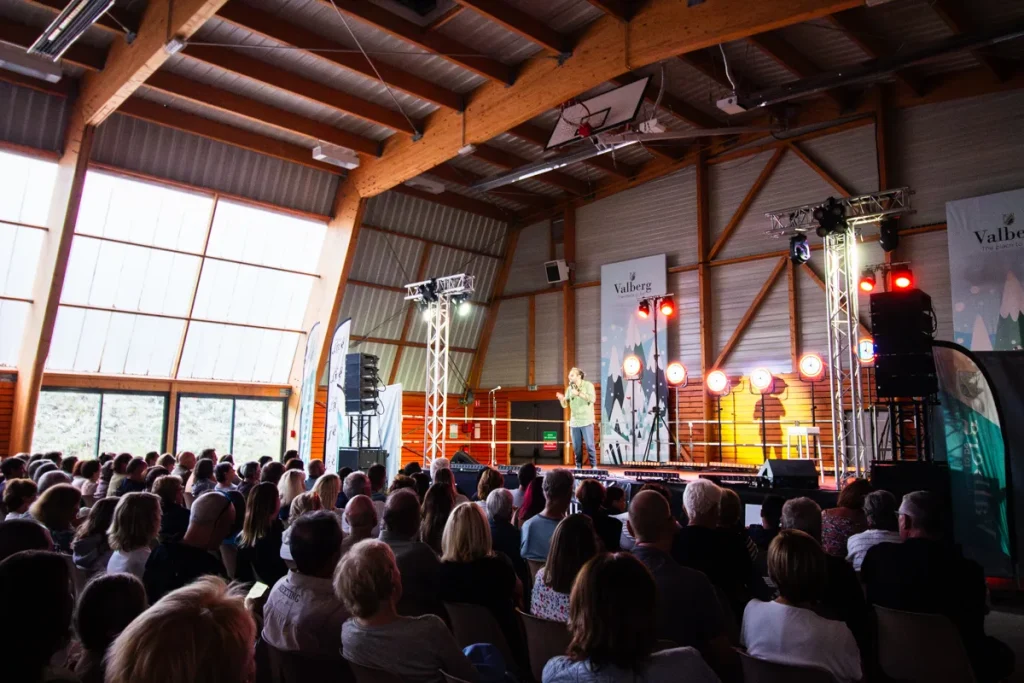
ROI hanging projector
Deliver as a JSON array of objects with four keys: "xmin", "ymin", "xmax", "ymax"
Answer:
[
  {"xmin": 313, "ymin": 142, "xmax": 360, "ymax": 170},
  {"xmin": 716, "ymin": 94, "xmax": 748, "ymax": 115}
]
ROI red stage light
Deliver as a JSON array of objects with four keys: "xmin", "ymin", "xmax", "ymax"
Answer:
[
  {"xmin": 798, "ymin": 353, "xmax": 825, "ymax": 381},
  {"xmin": 659, "ymin": 298, "xmax": 675, "ymax": 317},
  {"xmin": 638, "ymin": 300, "xmax": 650, "ymax": 319},
  {"xmin": 623, "ymin": 355, "xmax": 642, "ymax": 379},
  {"xmin": 750, "ymin": 367, "xmax": 775, "ymax": 393},
  {"xmin": 893, "ymin": 269, "xmax": 914, "ymax": 290},
  {"xmin": 666, "ymin": 362, "xmax": 687, "ymax": 386},
  {"xmin": 859, "ymin": 274, "xmax": 875, "ymax": 293},
  {"xmin": 706, "ymin": 370, "xmax": 730, "ymax": 396}
]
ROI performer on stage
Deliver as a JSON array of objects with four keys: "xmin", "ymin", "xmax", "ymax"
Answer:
[{"xmin": 557, "ymin": 367, "xmax": 597, "ymax": 468}]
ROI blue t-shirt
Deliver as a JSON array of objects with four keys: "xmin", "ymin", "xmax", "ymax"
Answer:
[
  {"xmin": 542, "ymin": 647, "xmax": 719, "ymax": 683},
  {"xmin": 520, "ymin": 514, "xmax": 561, "ymax": 561}
]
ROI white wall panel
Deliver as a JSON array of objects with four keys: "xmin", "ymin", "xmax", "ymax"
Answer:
[
  {"xmin": 575, "ymin": 167, "xmax": 697, "ymax": 281},
  {"xmin": 710, "ymin": 258, "xmax": 791, "ymax": 375},
  {"xmin": 797, "ymin": 263, "xmax": 829, "ymax": 361},
  {"xmin": 895, "ymin": 91, "xmax": 1024, "ymax": 227},
  {"xmin": 480, "ymin": 298, "xmax": 528, "ymax": 389},
  {"xmin": 423, "ymin": 244, "xmax": 500, "ymax": 303},
  {"xmin": 348, "ymin": 228, "xmax": 425, "ymax": 288},
  {"xmin": 669, "ymin": 270, "xmax": 702, "ymax": 377},
  {"xmin": 506, "ymin": 221, "xmax": 552, "ymax": 295},
  {"xmin": 534, "ymin": 291, "xmax": 563, "ymax": 386},
  {"xmin": 391, "ymin": 347, "xmax": 472, "ymax": 394},
  {"xmin": 574, "ymin": 286, "xmax": 600, "ymax": 380},
  {"xmin": 363, "ymin": 191, "xmax": 507, "ymax": 255},
  {"xmin": 337, "ymin": 285, "xmax": 407, "ymax": 341},
  {"xmin": 799, "ymin": 124, "xmax": 879, "ymax": 200}
]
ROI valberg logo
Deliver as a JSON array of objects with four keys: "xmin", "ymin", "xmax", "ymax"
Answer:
[{"xmin": 613, "ymin": 270, "xmax": 653, "ymax": 296}]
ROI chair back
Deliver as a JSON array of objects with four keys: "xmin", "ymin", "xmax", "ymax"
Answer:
[
  {"xmin": 440, "ymin": 672, "xmax": 473, "ymax": 683},
  {"xmin": 527, "ymin": 559, "xmax": 544, "ymax": 580},
  {"xmin": 714, "ymin": 585, "xmax": 740, "ymax": 645},
  {"xmin": 875, "ymin": 605, "xmax": 977, "ymax": 683},
  {"xmin": 346, "ymin": 661, "xmax": 404, "ymax": 683},
  {"xmin": 443, "ymin": 601, "xmax": 516, "ymax": 668},
  {"xmin": 737, "ymin": 651, "xmax": 839, "ymax": 683},
  {"xmin": 257, "ymin": 638, "xmax": 353, "ymax": 683},
  {"xmin": 518, "ymin": 610, "xmax": 570, "ymax": 681}
]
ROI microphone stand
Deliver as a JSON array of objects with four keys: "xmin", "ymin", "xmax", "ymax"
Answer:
[{"xmin": 488, "ymin": 386, "xmax": 501, "ymax": 467}]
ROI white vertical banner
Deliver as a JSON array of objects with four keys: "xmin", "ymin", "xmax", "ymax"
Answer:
[
  {"xmin": 600, "ymin": 254, "xmax": 668, "ymax": 463},
  {"xmin": 324, "ymin": 319, "xmax": 352, "ymax": 473},
  {"xmin": 297, "ymin": 321, "xmax": 321, "ymax": 464},
  {"xmin": 378, "ymin": 384, "xmax": 404, "ymax": 485}
]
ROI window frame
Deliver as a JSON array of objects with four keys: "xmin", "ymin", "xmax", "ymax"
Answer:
[{"xmin": 173, "ymin": 392, "xmax": 287, "ymax": 457}]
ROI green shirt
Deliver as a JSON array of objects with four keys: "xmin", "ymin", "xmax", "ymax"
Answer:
[{"xmin": 560, "ymin": 379, "xmax": 596, "ymax": 428}]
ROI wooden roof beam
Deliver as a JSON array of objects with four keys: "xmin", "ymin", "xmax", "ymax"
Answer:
[
  {"xmin": 426, "ymin": 6, "xmax": 466, "ymax": 31},
  {"xmin": 828, "ymin": 9, "xmax": 928, "ymax": 97},
  {"xmin": 216, "ymin": 2, "xmax": 464, "ymax": 112},
  {"xmin": 930, "ymin": 0, "xmax": 1013, "ymax": 82},
  {"xmin": 581, "ymin": 0, "xmax": 634, "ymax": 23},
  {"xmin": 452, "ymin": 1, "xmax": 570, "ymax": 55},
  {"xmin": 348, "ymin": 0, "xmax": 863, "ymax": 197},
  {"xmin": 507, "ymin": 123, "xmax": 637, "ymax": 180},
  {"xmin": 472, "ymin": 145, "xmax": 589, "ymax": 196},
  {"xmin": 748, "ymin": 32, "xmax": 849, "ymax": 109}
]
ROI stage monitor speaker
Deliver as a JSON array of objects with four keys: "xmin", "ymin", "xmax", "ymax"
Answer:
[
  {"xmin": 871, "ymin": 290, "xmax": 938, "ymax": 398},
  {"xmin": 757, "ymin": 459, "xmax": 819, "ymax": 490},
  {"xmin": 336, "ymin": 448, "xmax": 387, "ymax": 472}
]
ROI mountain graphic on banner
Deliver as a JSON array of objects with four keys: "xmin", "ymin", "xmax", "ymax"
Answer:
[
  {"xmin": 971, "ymin": 315, "xmax": 993, "ymax": 352},
  {"xmin": 994, "ymin": 271, "xmax": 1024, "ymax": 350}
]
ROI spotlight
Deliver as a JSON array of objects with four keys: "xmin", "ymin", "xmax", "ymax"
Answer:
[
  {"xmin": 419, "ymin": 279, "xmax": 439, "ymax": 303},
  {"xmin": 666, "ymin": 362, "xmax": 687, "ymax": 386},
  {"xmin": 705, "ymin": 370, "xmax": 730, "ymax": 396},
  {"xmin": 422, "ymin": 308, "xmax": 432, "ymax": 322},
  {"xmin": 458, "ymin": 300, "xmax": 471, "ymax": 317},
  {"xmin": 750, "ymin": 367, "xmax": 775, "ymax": 394},
  {"xmin": 858, "ymin": 338, "xmax": 876, "ymax": 364},
  {"xmin": 813, "ymin": 197, "xmax": 847, "ymax": 237},
  {"xmin": 879, "ymin": 218, "xmax": 899, "ymax": 253},
  {"xmin": 637, "ymin": 300, "xmax": 650, "ymax": 319},
  {"xmin": 623, "ymin": 354, "xmax": 643, "ymax": 379},
  {"xmin": 892, "ymin": 268, "xmax": 914, "ymax": 290},
  {"xmin": 659, "ymin": 297, "xmax": 675, "ymax": 317},
  {"xmin": 798, "ymin": 353, "xmax": 824, "ymax": 381},
  {"xmin": 859, "ymin": 271, "xmax": 876, "ymax": 293},
  {"xmin": 789, "ymin": 234, "xmax": 810, "ymax": 265}
]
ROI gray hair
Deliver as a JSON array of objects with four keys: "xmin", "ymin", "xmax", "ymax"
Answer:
[
  {"xmin": 430, "ymin": 456, "xmax": 450, "ymax": 480},
  {"xmin": 343, "ymin": 471, "xmax": 369, "ymax": 499},
  {"xmin": 682, "ymin": 479, "xmax": 721, "ymax": 522},
  {"xmin": 864, "ymin": 490, "xmax": 898, "ymax": 530},
  {"xmin": 37, "ymin": 470, "xmax": 72, "ymax": 493},
  {"xmin": 542, "ymin": 469, "xmax": 574, "ymax": 502},
  {"xmin": 781, "ymin": 497, "xmax": 822, "ymax": 541},
  {"xmin": 485, "ymin": 488, "xmax": 514, "ymax": 522},
  {"xmin": 899, "ymin": 490, "xmax": 942, "ymax": 534}
]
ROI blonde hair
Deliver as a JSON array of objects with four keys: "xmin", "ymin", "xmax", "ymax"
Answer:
[
  {"xmin": 313, "ymin": 473, "xmax": 341, "ymax": 513},
  {"xmin": 238, "ymin": 482, "xmax": 279, "ymax": 548},
  {"xmin": 441, "ymin": 502, "xmax": 493, "ymax": 563},
  {"xmin": 289, "ymin": 491, "xmax": 321, "ymax": 522},
  {"xmin": 107, "ymin": 492, "xmax": 162, "ymax": 552},
  {"xmin": 104, "ymin": 576, "xmax": 255, "ymax": 683},
  {"xmin": 278, "ymin": 469, "xmax": 306, "ymax": 508},
  {"xmin": 29, "ymin": 483, "xmax": 82, "ymax": 530},
  {"xmin": 333, "ymin": 539, "xmax": 398, "ymax": 619}
]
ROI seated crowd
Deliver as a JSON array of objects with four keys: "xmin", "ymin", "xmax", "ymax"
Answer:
[{"xmin": 0, "ymin": 449, "xmax": 1014, "ymax": 683}]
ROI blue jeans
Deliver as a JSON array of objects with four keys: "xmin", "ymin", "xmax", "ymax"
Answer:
[{"xmin": 571, "ymin": 424, "xmax": 596, "ymax": 468}]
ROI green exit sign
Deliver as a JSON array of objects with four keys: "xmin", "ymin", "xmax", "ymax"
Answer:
[{"xmin": 543, "ymin": 430, "xmax": 557, "ymax": 441}]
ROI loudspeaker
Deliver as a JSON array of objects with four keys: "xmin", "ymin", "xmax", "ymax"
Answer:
[
  {"xmin": 345, "ymin": 353, "xmax": 380, "ymax": 413},
  {"xmin": 336, "ymin": 448, "xmax": 387, "ymax": 472},
  {"xmin": 871, "ymin": 290, "xmax": 937, "ymax": 398},
  {"xmin": 757, "ymin": 459, "xmax": 819, "ymax": 490}
]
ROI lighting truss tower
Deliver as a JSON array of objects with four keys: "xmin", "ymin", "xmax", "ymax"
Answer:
[
  {"xmin": 765, "ymin": 188, "xmax": 913, "ymax": 482},
  {"xmin": 404, "ymin": 273, "xmax": 475, "ymax": 464}
]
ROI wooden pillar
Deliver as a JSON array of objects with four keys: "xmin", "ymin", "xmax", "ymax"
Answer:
[
  {"xmin": 8, "ymin": 115, "xmax": 94, "ymax": 454},
  {"xmin": 165, "ymin": 385, "xmax": 179, "ymax": 454},
  {"xmin": 696, "ymin": 152, "xmax": 714, "ymax": 463},
  {"xmin": 286, "ymin": 180, "xmax": 365, "ymax": 452},
  {"xmin": 561, "ymin": 206, "xmax": 577, "ymax": 465}
]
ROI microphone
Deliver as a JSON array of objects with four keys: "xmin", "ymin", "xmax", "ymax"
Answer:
[{"xmin": 489, "ymin": 386, "xmax": 501, "ymax": 393}]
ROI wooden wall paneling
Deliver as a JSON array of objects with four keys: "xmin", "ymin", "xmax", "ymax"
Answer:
[
  {"xmin": 561, "ymin": 205, "xmax": 577, "ymax": 465},
  {"xmin": 0, "ymin": 373, "xmax": 14, "ymax": 457}
]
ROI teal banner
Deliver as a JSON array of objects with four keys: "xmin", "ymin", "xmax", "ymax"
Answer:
[{"xmin": 933, "ymin": 343, "xmax": 1013, "ymax": 577}]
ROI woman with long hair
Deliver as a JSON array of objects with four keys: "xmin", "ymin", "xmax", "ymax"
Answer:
[
  {"xmin": 236, "ymin": 482, "xmax": 287, "ymax": 585},
  {"xmin": 419, "ymin": 482, "xmax": 455, "ymax": 555},
  {"xmin": 821, "ymin": 478, "xmax": 872, "ymax": 557},
  {"xmin": 107, "ymin": 453, "xmax": 133, "ymax": 497},
  {"xmin": 517, "ymin": 477, "xmax": 546, "ymax": 527},
  {"xmin": 531, "ymin": 514, "xmax": 600, "ymax": 622},
  {"xmin": 277, "ymin": 469, "xmax": 307, "ymax": 524},
  {"xmin": 74, "ymin": 460, "xmax": 102, "ymax": 503},
  {"xmin": 544, "ymin": 553, "xmax": 718, "ymax": 682},
  {"xmin": 313, "ymin": 472, "xmax": 343, "ymax": 520},
  {"xmin": 73, "ymin": 573, "xmax": 148, "ymax": 683},
  {"xmin": 30, "ymin": 483, "xmax": 82, "ymax": 553},
  {"xmin": 191, "ymin": 458, "xmax": 217, "ymax": 498},
  {"xmin": 94, "ymin": 461, "xmax": 115, "ymax": 499},
  {"xmin": 72, "ymin": 497, "xmax": 118, "ymax": 576},
  {"xmin": 106, "ymin": 492, "xmax": 162, "ymax": 579}
]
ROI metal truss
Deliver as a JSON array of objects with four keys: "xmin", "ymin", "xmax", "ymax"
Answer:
[
  {"xmin": 765, "ymin": 188, "xmax": 913, "ymax": 237},
  {"xmin": 405, "ymin": 273, "xmax": 475, "ymax": 464}
]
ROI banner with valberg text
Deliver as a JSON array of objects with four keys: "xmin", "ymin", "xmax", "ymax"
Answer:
[
  {"xmin": 946, "ymin": 188, "xmax": 1024, "ymax": 352},
  {"xmin": 324, "ymin": 319, "xmax": 351, "ymax": 474},
  {"xmin": 297, "ymin": 321, "xmax": 321, "ymax": 464},
  {"xmin": 600, "ymin": 254, "xmax": 668, "ymax": 464}
]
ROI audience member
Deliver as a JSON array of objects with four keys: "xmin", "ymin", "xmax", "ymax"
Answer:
[
  {"xmin": 153, "ymin": 475, "xmax": 190, "ymax": 542},
  {"xmin": 476, "ymin": 467, "xmax": 504, "ymax": 506},
  {"xmin": 171, "ymin": 451, "xmax": 195, "ymax": 481},
  {"xmin": 517, "ymin": 477, "xmax": 546, "ymax": 526},
  {"xmin": 72, "ymin": 497, "xmax": 117, "ymax": 577},
  {"xmin": 388, "ymin": 473, "xmax": 416, "ymax": 495},
  {"xmin": 38, "ymin": 469, "xmax": 72, "ymax": 493},
  {"xmin": 44, "ymin": 451, "xmax": 63, "ymax": 465},
  {"xmin": 73, "ymin": 573, "xmax": 148, "ymax": 683},
  {"xmin": 628, "ymin": 490, "xmax": 735, "ymax": 680},
  {"xmin": 72, "ymin": 460, "xmax": 100, "ymax": 494},
  {"xmin": 0, "ymin": 550, "xmax": 76, "ymax": 683},
  {"xmin": 305, "ymin": 459, "xmax": 326, "ymax": 491},
  {"xmin": 32, "ymin": 460, "xmax": 58, "ymax": 483},
  {"xmin": 237, "ymin": 461, "xmax": 260, "ymax": 499},
  {"xmin": 368, "ymin": 463, "xmax": 388, "ymax": 502},
  {"xmin": 672, "ymin": 479, "xmax": 751, "ymax": 613},
  {"xmin": 236, "ymin": 482, "xmax": 288, "ymax": 585},
  {"xmin": 380, "ymin": 489, "xmax": 443, "ymax": 617},
  {"xmin": 411, "ymin": 471, "xmax": 431, "ymax": 501},
  {"xmin": 314, "ymin": 472, "xmax": 344, "ymax": 521},
  {"xmin": 191, "ymin": 458, "xmax": 217, "ymax": 498},
  {"xmin": 861, "ymin": 491, "xmax": 1013, "ymax": 682},
  {"xmin": 719, "ymin": 487, "xmax": 758, "ymax": 560},
  {"xmin": 263, "ymin": 511, "xmax": 348, "ymax": 656},
  {"xmin": 343, "ymin": 494, "xmax": 378, "ymax": 553},
  {"xmin": 741, "ymin": 530, "xmax": 862, "ymax": 683},
  {"xmin": 107, "ymin": 453, "xmax": 132, "ymax": 496},
  {"xmin": 105, "ymin": 576, "xmax": 255, "ymax": 683},
  {"xmin": 336, "ymin": 467, "xmax": 354, "ymax": 506},
  {"xmin": 30, "ymin": 483, "xmax": 81, "ymax": 553},
  {"xmin": 260, "ymin": 460, "xmax": 285, "ymax": 486},
  {"xmin": 544, "ymin": 553, "xmax": 718, "ymax": 683},
  {"xmin": 420, "ymin": 482, "xmax": 455, "ymax": 554},
  {"xmin": 434, "ymin": 467, "xmax": 470, "ymax": 505},
  {"xmin": 576, "ymin": 478, "xmax": 622, "ymax": 552},
  {"xmin": 521, "ymin": 469, "xmax": 574, "ymax": 562},
  {"xmin": 285, "ymin": 457, "xmax": 304, "ymax": 472},
  {"xmin": 439, "ymin": 503, "xmax": 525, "ymax": 663},
  {"xmin": 94, "ymin": 461, "xmax": 114, "ymax": 499},
  {"xmin": 0, "ymin": 518, "xmax": 53, "ymax": 562},
  {"xmin": 337, "ymin": 539, "xmax": 480, "ymax": 682},
  {"xmin": 532, "ymin": 513, "xmax": 599, "ymax": 622},
  {"xmin": 846, "ymin": 489, "xmax": 901, "ymax": 571},
  {"xmin": 604, "ymin": 486, "xmax": 626, "ymax": 515},
  {"xmin": 280, "ymin": 492, "xmax": 323, "ymax": 565},
  {"xmin": 144, "ymin": 451, "xmax": 159, "ymax": 468},
  {"xmin": 107, "ymin": 492, "xmax": 162, "ymax": 579},
  {"xmin": 60, "ymin": 456, "xmax": 78, "ymax": 475},
  {"xmin": 0, "ymin": 457, "xmax": 28, "ymax": 498},
  {"xmin": 214, "ymin": 462, "xmax": 237, "ymax": 492},
  {"xmin": 259, "ymin": 456, "xmax": 274, "ymax": 467},
  {"xmin": 821, "ymin": 478, "xmax": 870, "ymax": 557},
  {"xmin": 513, "ymin": 463, "xmax": 537, "ymax": 509},
  {"xmin": 486, "ymin": 488, "xmax": 530, "ymax": 592},
  {"xmin": 429, "ymin": 455, "xmax": 450, "ymax": 480},
  {"xmin": 157, "ymin": 453, "xmax": 176, "ymax": 472},
  {"xmin": 3, "ymin": 477, "xmax": 37, "ymax": 519},
  {"xmin": 143, "ymin": 491, "xmax": 232, "ymax": 603},
  {"xmin": 343, "ymin": 471, "xmax": 384, "ymax": 535},
  {"xmin": 143, "ymin": 465, "xmax": 169, "ymax": 491},
  {"xmin": 278, "ymin": 469, "xmax": 307, "ymax": 523},
  {"xmin": 747, "ymin": 494, "xmax": 784, "ymax": 552},
  {"xmin": 402, "ymin": 462, "xmax": 422, "ymax": 477}
]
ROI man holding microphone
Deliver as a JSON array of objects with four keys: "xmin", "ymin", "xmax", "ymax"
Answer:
[{"xmin": 557, "ymin": 367, "xmax": 597, "ymax": 468}]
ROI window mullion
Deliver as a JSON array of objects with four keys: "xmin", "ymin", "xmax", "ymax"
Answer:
[
  {"xmin": 173, "ymin": 193, "xmax": 219, "ymax": 379},
  {"xmin": 95, "ymin": 392, "xmax": 104, "ymax": 459}
]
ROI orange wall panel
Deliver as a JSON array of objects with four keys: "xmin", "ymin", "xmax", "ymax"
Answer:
[{"xmin": 0, "ymin": 372, "xmax": 14, "ymax": 459}]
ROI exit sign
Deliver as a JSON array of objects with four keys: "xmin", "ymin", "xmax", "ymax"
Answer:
[{"xmin": 543, "ymin": 430, "xmax": 557, "ymax": 451}]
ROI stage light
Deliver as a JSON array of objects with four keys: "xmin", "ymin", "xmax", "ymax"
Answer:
[
  {"xmin": 750, "ymin": 367, "xmax": 775, "ymax": 394},
  {"xmin": 637, "ymin": 300, "xmax": 650, "ymax": 319},
  {"xmin": 659, "ymin": 297, "xmax": 675, "ymax": 317},
  {"xmin": 623, "ymin": 354, "xmax": 643, "ymax": 379},
  {"xmin": 798, "ymin": 353, "xmax": 825, "ymax": 381},
  {"xmin": 789, "ymin": 234, "xmax": 810, "ymax": 265},
  {"xmin": 858, "ymin": 338, "xmax": 876, "ymax": 364},
  {"xmin": 458, "ymin": 300, "xmax": 471, "ymax": 317},
  {"xmin": 892, "ymin": 268, "xmax": 914, "ymax": 290},
  {"xmin": 706, "ymin": 370, "xmax": 730, "ymax": 396},
  {"xmin": 814, "ymin": 197, "xmax": 847, "ymax": 237},
  {"xmin": 859, "ymin": 271, "xmax": 876, "ymax": 293},
  {"xmin": 879, "ymin": 218, "xmax": 899, "ymax": 253},
  {"xmin": 666, "ymin": 362, "xmax": 687, "ymax": 386},
  {"xmin": 421, "ymin": 308, "xmax": 432, "ymax": 322}
]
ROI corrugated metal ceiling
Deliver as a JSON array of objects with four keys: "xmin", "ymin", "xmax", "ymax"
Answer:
[{"xmin": 0, "ymin": 80, "xmax": 67, "ymax": 152}]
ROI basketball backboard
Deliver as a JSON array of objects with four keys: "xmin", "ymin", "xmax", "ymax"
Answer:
[{"xmin": 544, "ymin": 76, "xmax": 651, "ymax": 150}]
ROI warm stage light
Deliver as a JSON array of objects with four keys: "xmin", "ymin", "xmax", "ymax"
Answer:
[
  {"xmin": 859, "ymin": 272, "xmax": 876, "ymax": 293},
  {"xmin": 666, "ymin": 362, "xmax": 687, "ymax": 386},
  {"xmin": 623, "ymin": 354, "xmax": 643, "ymax": 379},
  {"xmin": 892, "ymin": 268, "xmax": 914, "ymax": 290},
  {"xmin": 659, "ymin": 297, "xmax": 675, "ymax": 317},
  {"xmin": 706, "ymin": 370, "xmax": 730, "ymax": 396},
  {"xmin": 750, "ymin": 367, "xmax": 775, "ymax": 393},
  {"xmin": 858, "ymin": 338, "xmax": 876, "ymax": 364},
  {"xmin": 798, "ymin": 353, "xmax": 824, "ymax": 381},
  {"xmin": 638, "ymin": 300, "xmax": 650, "ymax": 319}
]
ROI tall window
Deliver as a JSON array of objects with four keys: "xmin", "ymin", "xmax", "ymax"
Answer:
[
  {"xmin": 46, "ymin": 170, "xmax": 327, "ymax": 381},
  {"xmin": 0, "ymin": 150, "xmax": 58, "ymax": 367},
  {"xmin": 175, "ymin": 395, "xmax": 286, "ymax": 461},
  {"xmin": 32, "ymin": 389, "xmax": 167, "ymax": 458}
]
